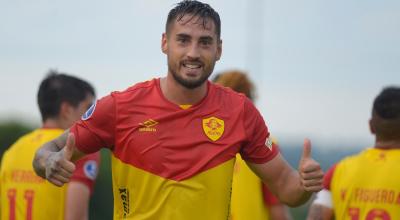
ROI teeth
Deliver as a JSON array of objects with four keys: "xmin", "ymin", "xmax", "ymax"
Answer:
[{"xmin": 183, "ymin": 63, "xmax": 201, "ymax": 69}]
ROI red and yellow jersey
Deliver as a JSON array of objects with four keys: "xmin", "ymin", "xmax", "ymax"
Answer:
[
  {"xmin": 71, "ymin": 78, "xmax": 278, "ymax": 220},
  {"xmin": 0, "ymin": 128, "xmax": 100, "ymax": 220},
  {"xmin": 230, "ymin": 143, "xmax": 280, "ymax": 220},
  {"xmin": 324, "ymin": 148, "xmax": 400, "ymax": 220}
]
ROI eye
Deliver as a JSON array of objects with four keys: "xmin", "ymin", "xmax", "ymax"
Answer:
[
  {"xmin": 177, "ymin": 37, "xmax": 188, "ymax": 44},
  {"xmin": 199, "ymin": 39, "xmax": 212, "ymax": 46}
]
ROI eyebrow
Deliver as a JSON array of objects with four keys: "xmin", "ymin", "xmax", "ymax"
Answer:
[
  {"xmin": 176, "ymin": 33, "xmax": 191, "ymax": 39},
  {"xmin": 175, "ymin": 33, "xmax": 214, "ymax": 42},
  {"xmin": 199, "ymin": 36, "xmax": 213, "ymax": 42}
]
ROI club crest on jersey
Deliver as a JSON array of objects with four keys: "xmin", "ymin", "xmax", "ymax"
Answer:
[
  {"xmin": 202, "ymin": 116, "xmax": 224, "ymax": 141},
  {"xmin": 82, "ymin": 102, "xmax": 96, "ymax": 121},
  {"xmin": 83, "ymin": 160, "xmax": 98, "ymax": 180}
]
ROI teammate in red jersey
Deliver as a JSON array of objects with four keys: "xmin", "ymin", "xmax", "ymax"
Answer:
[
  {"xmin": 0, "ymin": 71, "xmax": 100, "ymax": 220},
  {"xmin": 307, "ymin": 86, "xmax": 400, "ymax": 220},
  {"xmin": 214, "ymin": 70, "xmax": 292, "ymax": 220},
  {"xmin": 33, "ymin": 1, "xmax": 323, "ymax": 219}
]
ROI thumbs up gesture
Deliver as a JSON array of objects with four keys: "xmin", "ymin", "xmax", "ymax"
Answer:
[
  {"xmin": 298, "ymin": 139, "xmax": 324, "ymax": 192},
  {"xmin": 45, "ymin": 133, "xmax": 77, "ymax": 186}
]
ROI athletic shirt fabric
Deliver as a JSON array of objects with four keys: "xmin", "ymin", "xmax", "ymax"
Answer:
[
  {"xmin": 324, "ymin": 148, "xmax": 400, "ymax": 220},
  {"xmin": 71, "ymin": 78, "xmax": 278, "ymax": 220},
  {"xmin": 0, "ymin": 128, "xmax": 100, "ymax": 220}
]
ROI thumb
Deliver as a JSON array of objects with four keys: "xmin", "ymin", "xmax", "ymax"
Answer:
[
  {"xmin": 301, "ymin": 138, "xmax": 312, "ymax": 160},
  {"xmin": 64, "ymin": 133, "xmax": 76, "ymax": 160}
]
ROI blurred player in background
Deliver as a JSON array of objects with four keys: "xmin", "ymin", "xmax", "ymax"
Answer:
[
  {"xmin": 307, "ymin": 86, "xmax": 400, "ymax": 220},
  {"xmin": 0, "ymin": 71, "xmax": 100, "ymax": 220},
  {"xmin": 214, "ymin": 70, "xmax": 292, "ymax": 220},
  {"xmin": 33, "ymin": 1, "xmax": 324, "ymax": 219}
]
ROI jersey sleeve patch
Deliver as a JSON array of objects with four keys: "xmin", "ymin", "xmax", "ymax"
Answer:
[
  {"xmin": 82, "ymin": 102, "xmax": 97, "ymax": 121},
  {"xmin": 83, "ymin": 160, "xmax": 99, "ymax": 180}
]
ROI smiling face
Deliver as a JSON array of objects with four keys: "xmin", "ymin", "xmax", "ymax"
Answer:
[{"xmin": 162, "ymin": 14, "xmax": 222, "ymax": 89}]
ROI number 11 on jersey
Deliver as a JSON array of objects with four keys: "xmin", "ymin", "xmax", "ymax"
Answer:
[{"xmin": 7, "ymin": 189, "xmax": 35, "ymax": 220}]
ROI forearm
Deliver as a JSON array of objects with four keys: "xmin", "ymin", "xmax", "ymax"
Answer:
[
  {"xmin": 272, "ymin": 169, "xmax": 312, "ymax": 207},
  {"xmin": 248, "ymin": 156, "xmax": 312, "ymax": 207},
  {"xmin": 65, "ymin": 182, "xmax": 90, "ymax": 220},
  {"xmin": 248, "ymin": 149, "xmax": 323, "ymax": 207}
]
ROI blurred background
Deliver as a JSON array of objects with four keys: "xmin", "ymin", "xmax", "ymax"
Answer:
[{"xmin": 1, "ymin": 0, "xmax": 399, "ymax": 219}]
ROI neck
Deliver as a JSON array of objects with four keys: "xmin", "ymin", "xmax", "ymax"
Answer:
[
  {"xmin": 42, "ymin": 118, "xmax": 66, "ymax": 130},
  {"xmin": 375, "ymin": 139, "xmax": 400, "ymax": 149},
  {"xmin": 160, "ymin": 75, "xmax": 208, "ymax": 105}
]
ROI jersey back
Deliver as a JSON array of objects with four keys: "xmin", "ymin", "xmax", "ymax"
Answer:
[
  {"xmin": 0, "ymin": 129, "xmax": 66, "ymax": 220},
  {"xmin": 331, "ymin": 148, "xmax": 400, "ymax": 220}
]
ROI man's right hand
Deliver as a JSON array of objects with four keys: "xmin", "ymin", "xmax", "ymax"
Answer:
[{"xmin": 45, "ymin": 133, "xmax": 76, "ymax": 186}]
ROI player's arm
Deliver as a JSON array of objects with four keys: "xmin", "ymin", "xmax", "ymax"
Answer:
[
  {"xmin": 65, "ymin": 153, "xmax": 100, "ymax": 220},
  {"xmin": 247, "ymin": 139, "xmax": 324, "ymax": 207},
  {"xmin": 306, "ymin": 189, "xmax": 334, "ymax": 220},
  {"xmin": 65, "ymin": 182, "xmax": 90, "ymax": 220},
  {"xmin": 32, "ymin": 129, "xmax": 86, "ymax": 186}
]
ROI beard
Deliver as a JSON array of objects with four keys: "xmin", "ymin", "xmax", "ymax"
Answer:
[
  {"xmin": 168, "ymin": 61, "xmax": 215, "ymax": 90},
  {"xmin": 170, "ymin": 69, "xmax": 210, "ymax": 89}
]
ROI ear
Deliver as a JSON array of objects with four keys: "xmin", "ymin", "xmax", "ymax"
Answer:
[
  {"xmin": 216, "ymin": 39, "xmax": 222, "ymax": 61},
  {"xmin": 60, "ymin": 102, "xmax": 74, "ymax": 119},
  {"xmin": 161, "ymin": 33, "xmax": 168, "ymax": 54},
  {"xmin": 369, "ymin": 119, "xmax": 376, "ymax": 134}
]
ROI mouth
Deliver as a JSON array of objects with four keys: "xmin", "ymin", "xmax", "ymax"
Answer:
[{"xmin": 182, "ymin": 62, "xmax": 202, "ymax": 70}]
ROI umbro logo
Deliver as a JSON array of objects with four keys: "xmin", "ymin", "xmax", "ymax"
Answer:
[{"xmin": 138, "ymin": 119, "xmax": 158, "ymax": 132}]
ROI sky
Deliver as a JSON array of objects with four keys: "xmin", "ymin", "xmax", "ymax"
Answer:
[{"xmin": 1, "ymin": 0, "xmax": 399, "ymax": 149}]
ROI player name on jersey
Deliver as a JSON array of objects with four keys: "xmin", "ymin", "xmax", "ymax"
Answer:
[
  {"xmin": 340, "ymin": 187, "xmax": 400, "ymax": 205},
  {"xmin": 11, "ymin": 170, "xmax": 45, "ymax": 183}
]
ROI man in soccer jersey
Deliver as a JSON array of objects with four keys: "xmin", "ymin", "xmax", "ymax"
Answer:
[
  {"xmin": 0, "ymin": 71, "xmax": 100, "ymax": 220},
  {"xmin": 213, "ymin": 70, "xmax": 292, "ymax": 220},
  {"xmin": 307, "ymin": 86, "xmax": 400, "ymax": 220},
  {"xmin": 33, "ymin": 1, "xmax": 324, "ymax": 219}
]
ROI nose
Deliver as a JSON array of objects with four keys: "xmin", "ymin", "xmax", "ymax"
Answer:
[{"xmin": 186, "ymin": 44, "xmax": 200, "ymax": 60}]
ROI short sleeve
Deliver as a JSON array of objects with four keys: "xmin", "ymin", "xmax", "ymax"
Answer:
[
  {"xmin": 70, "ymin": 152, "xmax": 101, "ymax": 194},
  {"xmin": 240, "ymin": 99, "xmax": 278, "ymax": 163},
  {"xmin": 323, "ymin": 164, "xmax": 337, "ymax": 190},
  {"xmin": 70, "ymin": 94, "xmax": 116, "ymax": 154}
]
